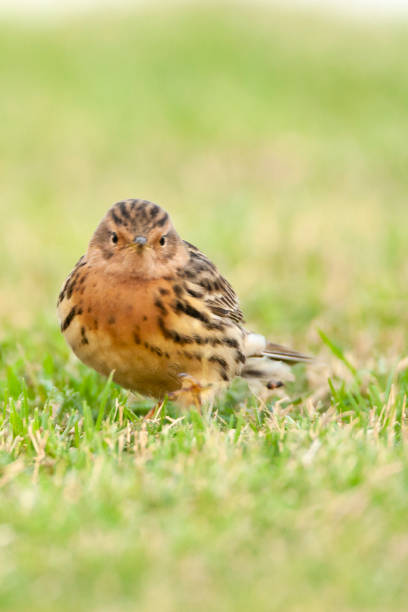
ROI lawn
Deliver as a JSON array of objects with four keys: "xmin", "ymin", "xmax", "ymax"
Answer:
[{"xmin": 1, "ymin": 3, "xmax": 408, "ymax": 610}]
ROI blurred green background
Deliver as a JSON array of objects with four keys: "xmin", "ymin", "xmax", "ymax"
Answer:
[
  {"xmin": 1, "ymin": 3, "xmax": 408, "ymax": 611},
  {"xmin": 2, "ymin": 2, "xmax": 408, "ymax": 358}
]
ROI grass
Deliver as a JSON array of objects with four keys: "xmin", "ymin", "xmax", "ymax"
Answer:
[{"xmin": 1, "ymin": 3, "xmax": 408, "ymax": 610}]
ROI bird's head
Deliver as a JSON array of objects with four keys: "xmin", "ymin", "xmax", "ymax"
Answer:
[{"xmin": 87, "ymin": 199, "xmax": 189, "ymax": 279}]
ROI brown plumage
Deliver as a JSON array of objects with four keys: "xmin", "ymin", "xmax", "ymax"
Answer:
[{"xmin": 57, "ymin": 199, "xmax": 310, "ymax": 407}]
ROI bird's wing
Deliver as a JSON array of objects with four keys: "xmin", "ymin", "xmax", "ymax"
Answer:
[{"xmin": 180, "ymin": 241, "xmax": 244, "ymax": 324}]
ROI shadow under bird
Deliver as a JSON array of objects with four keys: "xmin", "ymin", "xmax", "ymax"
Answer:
[{"xmin": 57, "ymin": 199, "xmax": 311, "ymax": 407}]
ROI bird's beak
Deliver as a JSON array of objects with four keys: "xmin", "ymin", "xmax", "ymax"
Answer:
[{"xmin": 133, "ymin": 236, "xmax": 147, "ymax": 247}]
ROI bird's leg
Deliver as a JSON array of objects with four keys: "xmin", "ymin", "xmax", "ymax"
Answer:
[
  {"xmin": 144, "ymin": 399, "xmax": 165, "ymax": 421},
  {"xmin": 168, "ymin": 373, "xmax": 211, "ymax": 411}
]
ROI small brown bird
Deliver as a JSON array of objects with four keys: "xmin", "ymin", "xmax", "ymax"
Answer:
[{"xmin": 57, "ymin": 199, "xmax": 310, "ymax": 408}]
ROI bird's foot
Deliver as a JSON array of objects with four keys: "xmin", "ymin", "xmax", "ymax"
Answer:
[
  {"xmin": 168, "ymin": 373, "xmax": 211, "ymax": 410},
  {"xmin": 266, "ymin": 380, "xmax": 284, "ymax": 390}
]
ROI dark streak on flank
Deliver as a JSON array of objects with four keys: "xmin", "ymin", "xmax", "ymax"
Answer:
[
  {"xmin": 108, "ymin": 316, "xmax": 115, "ymax": 325},
  {"xmin": 150, "ymin": 345, "xmax": 163, "ymax": 357},
  {"xmin": 209, "ymin": 355, "xmax": 228, "ymax": 369},
  {"xmin": 172, "ymin": 284, "xmax": 184, "ymax": 297},
  {"xmin": 158, "ymin": 317, "xmax": 193, "ymax": 345},
  {"xmin": 154, "ymin": 298, "xmax": 167, "ymax": 316},
  {"xmin": 235, "ymin": 350, "xmax": 246, "ymax": 364},
  {"xmin": 193, "ymin": 335, "xmax": 222, "ymax": 347},
  {"xmin": 208, "ymin": 355, "xmax": 229, "ymax": 381},
  {"xmin": 80, "ymin": 326, "xmax": 89, "ymax": 345},
  {"xmin": 159, "ymin": 287, "xmax": 169, "ymax": 296},
  {"xmin": 62, "ymin": 306, "xmax": 77, "ymax": 331},
  {"xmin": 133, "ymin": 333, "xmax": 141, "ymax": 344},
  {"xmin": 173, "ymin": 300, "xmax": 209, "ymax": 325},
  {"xmin": 183, "ymin": 350, "xmax": 202, "ymax": 361},
  {"xmin": 205, "ymin": 319, "xmax": 225, "ymax": 332},
  {"xmin": 222, "ymin": 337, "xmax": 239, "ymax": 348}
]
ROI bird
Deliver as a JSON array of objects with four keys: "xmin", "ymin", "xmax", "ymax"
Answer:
[{"xmin": 57, "ymin": 199, "xmax": 310, "ymax": 409}]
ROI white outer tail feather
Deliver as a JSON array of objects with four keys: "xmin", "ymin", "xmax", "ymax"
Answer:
[{"xmin": 244, "ymin": 332, "xmax": 267, "ymax": 356}]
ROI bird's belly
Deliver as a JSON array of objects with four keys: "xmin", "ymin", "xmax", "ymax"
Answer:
[
  {"xmin": 79, "ymin": 336, "xmax": 180, "ymax": 397},
  {"xmin": 63, "ymin": 315, "xmax": 183, "ymax": 398}
]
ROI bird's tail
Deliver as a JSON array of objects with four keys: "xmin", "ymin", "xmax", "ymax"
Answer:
[
  {"xmin": 262, "ymin": 341, "xmax": 312, "ymax": 364},
  {"xmin": 241, "ymin": 332, "xmax": 311, "ymax": 395}
]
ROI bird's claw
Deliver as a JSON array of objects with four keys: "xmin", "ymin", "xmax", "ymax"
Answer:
[{"xmin": 168, "ymin": 373, "xmax": 211, "ymax": 409}]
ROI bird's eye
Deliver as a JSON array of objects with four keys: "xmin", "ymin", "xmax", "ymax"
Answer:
[
  {"xmin": 111, "ymin": 232, "xmax": 118, "ymax": 244},
  {"xmin": 159, "ymin": 235, "xmax": 166, "ymax": 246}
]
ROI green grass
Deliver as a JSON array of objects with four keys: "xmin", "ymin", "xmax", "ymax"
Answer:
[{"xmin": 1, "ymin": 3, "xmax": 408, "ymax": 610}]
